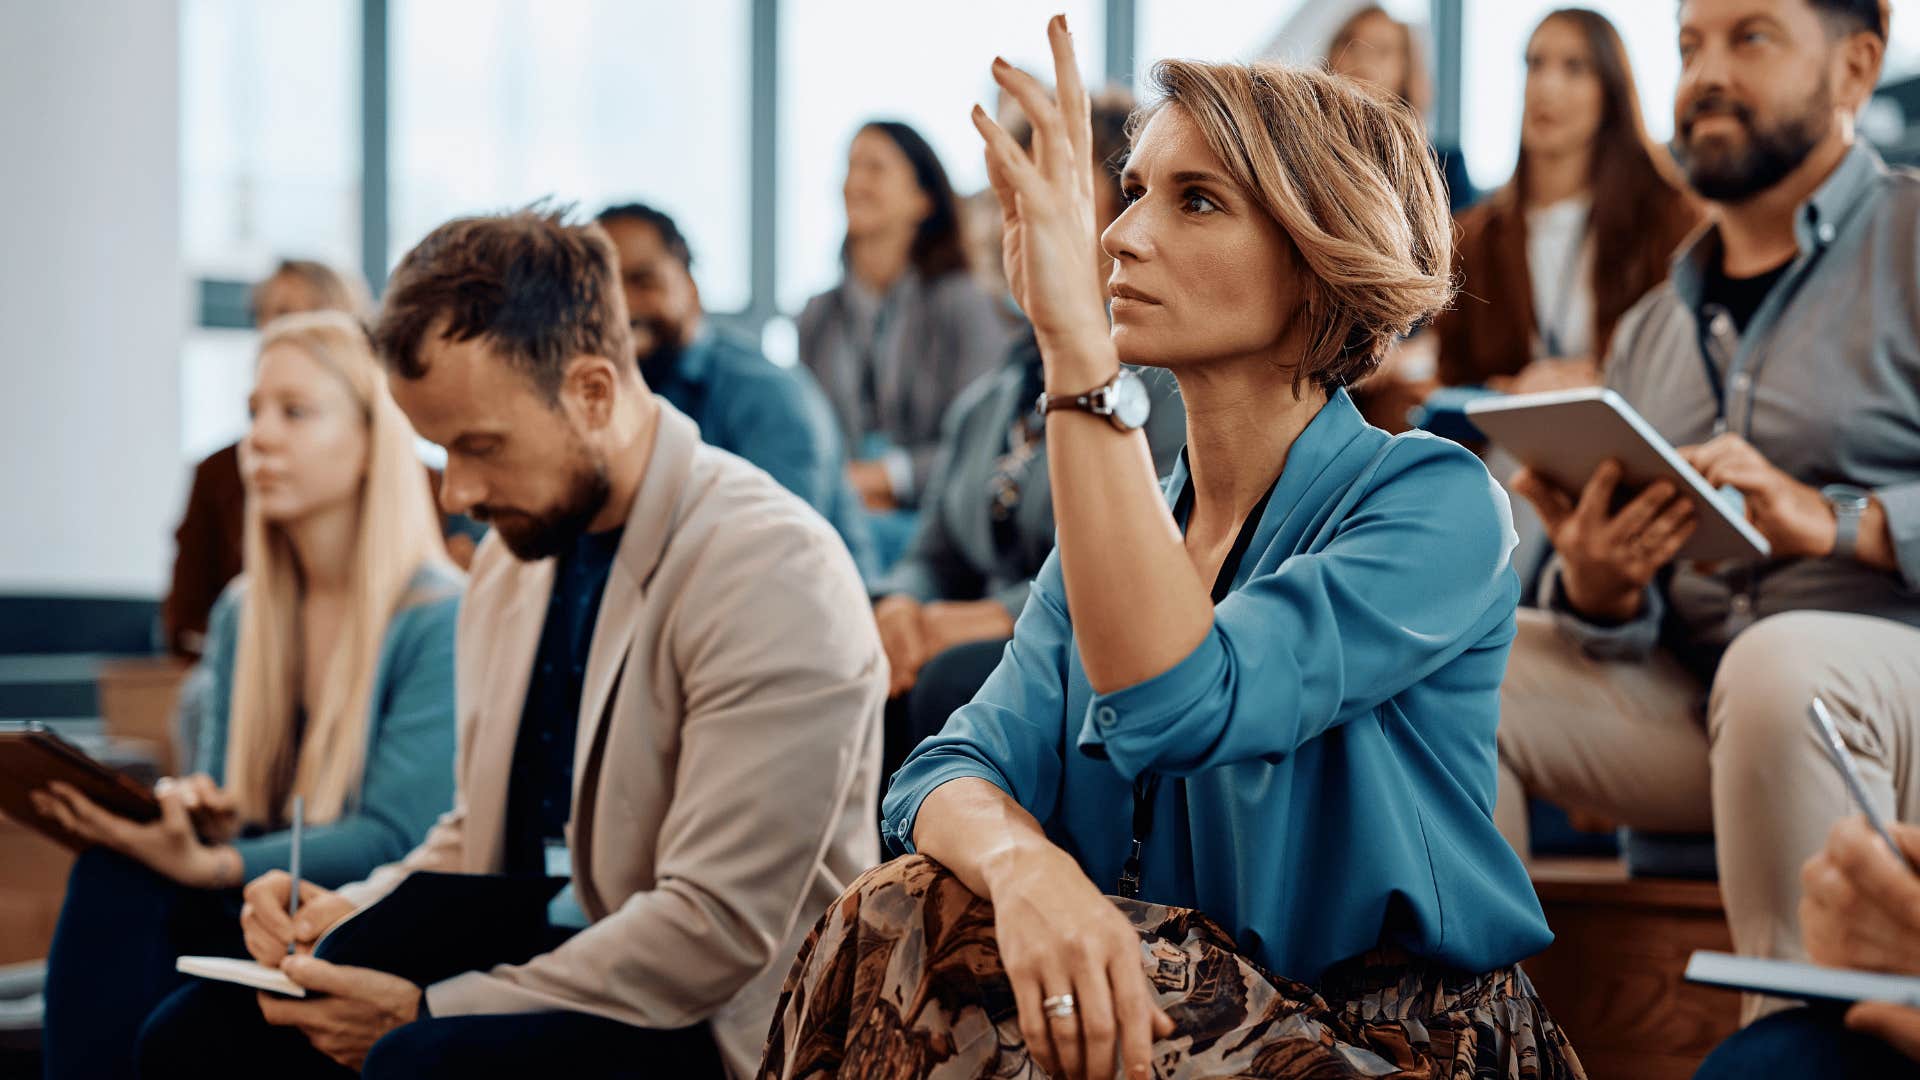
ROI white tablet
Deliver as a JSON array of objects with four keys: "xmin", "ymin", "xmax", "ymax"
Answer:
[
  {"xmin": 1465, "ymin": 388, "xmax": 1772, "ymax": 563},
  {"xmin": 1685, "ymin": 951, "xmax": 1920, "ymax": 1007}
]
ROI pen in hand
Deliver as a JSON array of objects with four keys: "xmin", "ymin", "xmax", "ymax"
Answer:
[
  {"xmin": 287, "ymin": 794, "xmax": 303, "ymax": 956},
  {"xmin": 1809, "ymin": 696, "xmax": 1916, "ymax": 873}
]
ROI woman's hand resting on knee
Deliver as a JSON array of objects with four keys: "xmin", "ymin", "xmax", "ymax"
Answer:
[
  {"xmin": 987, "ymin": 840, "xmax": 1175, "ymax": 1080},
  {"xmin": 914, "ymin": 777, "xmax": 1173, "ymax": 1080}
]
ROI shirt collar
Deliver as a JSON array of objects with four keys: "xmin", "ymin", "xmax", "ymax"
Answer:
[
  {"xmin": 677, "ymin": 322, "xmax": 717, "ymax": 382},
  {"xmin": 1163, "ymin": 386, "xmax": 1365, "ymax": 524},
  {"xmin": 1671, "ymin": 140, "xmax": 1884, "ymax": 310},
  {"xmin": 640, "ymin": 322, "xmax": 716, "ymax": 390}
]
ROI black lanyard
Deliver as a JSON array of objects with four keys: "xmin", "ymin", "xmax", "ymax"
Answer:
[{"xmin": 1116, "ymin": 464, "xmax": 1281, "ymax": 900}]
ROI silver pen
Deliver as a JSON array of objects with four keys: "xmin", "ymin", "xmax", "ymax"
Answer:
[
  {"xmin": 287, "ymin": 794, "xmax": 304, "ymax": 955},
  {"xmin": 1809, "ymin": 696, "xmax": 1915, "ymax": 872}
]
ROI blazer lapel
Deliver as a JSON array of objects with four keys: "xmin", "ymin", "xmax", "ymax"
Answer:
[
  {"xmin": 568, "ymin": 403, "xmax": 700, "ymax": 888},
  {"xmin": 464, "ymin": 555, "xmax": 553, "ymax": 874}
]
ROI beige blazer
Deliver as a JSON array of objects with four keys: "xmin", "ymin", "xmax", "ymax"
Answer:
[{"xmin": 337, "ymin": 403, "xmax": 886, "ymax": 1077}]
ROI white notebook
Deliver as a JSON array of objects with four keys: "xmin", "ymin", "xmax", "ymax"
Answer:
[
  {"xmin": 1685, "ymin": 950, "xmax": 1920, "ymax": 1006},
  {"xmin": 175, "ymin": 955, "xmax": 308, "ymax": 998}
]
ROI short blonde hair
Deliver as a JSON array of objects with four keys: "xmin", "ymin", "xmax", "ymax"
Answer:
[{"xmin": 1133, "ymin": 59, "xmax": 1453, "ymax": 392}]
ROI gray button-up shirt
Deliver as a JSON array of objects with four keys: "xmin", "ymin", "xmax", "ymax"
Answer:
[{"xmin": 1545, "ymin": 142, "xmax": 1920, "ymax": 677}]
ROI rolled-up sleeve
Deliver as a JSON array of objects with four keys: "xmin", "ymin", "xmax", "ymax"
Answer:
[
  {"xmin": 1875, "ymin": 480, "xmax": 1920, "ymax": 591},
  {"xmin": 1075, "ymin": 438, "xmax": 1520, "ymax": 781},
  {"xmin": 879, "ymin": 565, "xmax": 1073, "ymax": 855}
]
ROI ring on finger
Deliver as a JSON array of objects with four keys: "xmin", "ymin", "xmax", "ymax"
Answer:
[{"xmin": 1042, "ymin": 993, "xmax": 1077, "ymax": 1019}]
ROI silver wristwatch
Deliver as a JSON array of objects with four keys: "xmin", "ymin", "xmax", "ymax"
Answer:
[
  {"xmin": 1035, "ymin": 368, "xmax": 1152, "ymax": 432},
  {"xmin": 1822, "ymin": 484, "xmax": 1872, "ymax": 559}
]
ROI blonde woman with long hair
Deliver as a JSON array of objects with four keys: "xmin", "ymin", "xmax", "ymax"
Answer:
[
  {"xmin": 38, "ymin": 310, "xmax": 462, "ymax": 1078},
  {"xmin": 762, "ymin": 20, "xmax": 1584, "ymax": 1080}
]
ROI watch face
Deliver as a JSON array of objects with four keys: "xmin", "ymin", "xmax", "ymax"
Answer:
[{"xmin": 1111, "ymin": 370, "xmax": 1152, "ymax": 430}]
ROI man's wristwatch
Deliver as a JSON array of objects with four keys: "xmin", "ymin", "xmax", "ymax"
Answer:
[
  {"xmin": 1822, "ymin": 484, "xmax": 1873, "ymax": 559},
  {"xmin": 1036, "ymin": 368, "xmax": 1152, "ymax": 432}
]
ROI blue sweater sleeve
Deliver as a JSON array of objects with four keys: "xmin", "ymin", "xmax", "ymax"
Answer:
[
  {"xmin": 232, "ymin": 594, "xmax": 460, "ymax": 886},
  {"xmin": 1076, "ymin": 438, "xmax": 1520, "ymax": 781},
  {"xmin": 879, "ymin": 571, "xmax": 1074, "ymax": 855},
  {"xmin": 191, "ymin": 587, "xmax": 243, "ymax": 777}
]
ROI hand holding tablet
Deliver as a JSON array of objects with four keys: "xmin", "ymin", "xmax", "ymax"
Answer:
[{"xmin": 1466, "ymin": 388, "xmax": 1772, "ymax": 564}]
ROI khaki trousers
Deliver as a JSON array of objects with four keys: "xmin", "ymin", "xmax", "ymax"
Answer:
[{"xmin": 1496, "ymin": 609, "xmax": 1920, "ymax": 1023}]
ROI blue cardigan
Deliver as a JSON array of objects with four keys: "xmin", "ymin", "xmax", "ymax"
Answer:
[
  {"xmin": 883, "ymin": 389, "xmax": 1553, "ymax": 983},
  {"xmin": 191, "ymin": 564, "xmax": 461, "ymax": 886}
]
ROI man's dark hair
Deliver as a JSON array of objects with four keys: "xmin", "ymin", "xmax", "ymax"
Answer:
[
  {"xmin": 373, "ymin": 204, "xmax": 633, "ymax": 401},
  {"xmin": 1808, "ymin": 0, "xmax": 1887, "ymax": 39},
  {"xmin": 596, "ymin": 202, "xmax": 694, "ymax": 270}
]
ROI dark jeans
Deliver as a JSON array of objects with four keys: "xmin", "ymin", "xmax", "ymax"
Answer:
[
  {"xmin": 42, "ymin": 847, "xmax": 246, "ymax": 1079},
  {"xmin": 881, "ymin": 637, "xmax": 1010, "ymax": 784},
  {"xmin": 135, "ymin": 981, "xmax": 724, "ymax": 1079},
  {"xmin": 1694, "ymin": 1006, "xmax": 1918, "ymax": 1079}
]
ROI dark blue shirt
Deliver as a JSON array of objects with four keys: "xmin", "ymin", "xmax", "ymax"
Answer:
[
  {"xmin": 503, "ymin": 526, "xmax": 623, "ymax": 878},
  {"xmin": 644, "ymin": 326, "xmax": 876, "ymax": 578}
]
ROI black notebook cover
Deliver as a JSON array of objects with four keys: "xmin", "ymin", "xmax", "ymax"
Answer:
[{"xmin": 314, "ymin": 871, "xmax": 569, "ymax": 987}]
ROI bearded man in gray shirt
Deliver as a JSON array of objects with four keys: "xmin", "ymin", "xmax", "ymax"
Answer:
[{"xmin": 1494, "ymin": 0, "xmax": 1920, "ymax": 1024}]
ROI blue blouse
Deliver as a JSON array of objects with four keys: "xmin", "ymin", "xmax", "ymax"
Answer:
[
  {"xmin": 882, "ymin": 389, "xmax": 1552, "ymax": 983},
  {"xmin": 192, "ymin": 563, "xmax": 462, "ymax": 886}
]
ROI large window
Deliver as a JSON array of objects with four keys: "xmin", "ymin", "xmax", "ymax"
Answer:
[
  {"xmin": 390, "ymin": 0, "xmax": 753, "ymax": 310},
  {"xmin": 181, "ymin": 0, "xmax": 361, "ymax": 462},
  {"xmin": 1135, "ymin": 0, "xmax": 1426, "ymax": 84},
  {"xmin": 775, "ymin": 0, "xmax": 1104, "ymax": 312},
  {"xmin": 181, "ymin": 0, "xmax": 360, "ymax": 280}
]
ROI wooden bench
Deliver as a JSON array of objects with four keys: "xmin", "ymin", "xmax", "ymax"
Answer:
[{"xmin": 1524, "ymin": 857, "xmax": 1739, "ymax": 1080}]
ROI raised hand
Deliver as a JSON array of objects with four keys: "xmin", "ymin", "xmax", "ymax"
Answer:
[
  {"xmin": 972, "ymin": 16, "xmax": 1112, "ymax": 366},
  {"xmin": 1512, "ymin": 460, "xmax": 1696, "ymax": 622}
]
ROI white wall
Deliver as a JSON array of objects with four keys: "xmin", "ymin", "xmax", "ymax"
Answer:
[{"xmin": 0, "ymin": 0, "xmax": 186, "ymax": 596}]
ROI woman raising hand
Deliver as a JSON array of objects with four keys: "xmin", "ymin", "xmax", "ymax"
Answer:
[{"xmin": 763, "ymin": 17, "xmax": 1584, "ymax": 1080}]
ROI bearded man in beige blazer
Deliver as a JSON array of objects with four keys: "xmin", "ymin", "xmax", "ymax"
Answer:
[{"xmin": 134, "ymin": 208, "xmax": 886, "ymax": 1080}]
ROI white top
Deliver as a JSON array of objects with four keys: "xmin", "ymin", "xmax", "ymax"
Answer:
[{"xmin": 1524, "ymin": 194, "xmax": 1595, "ymax": 360}]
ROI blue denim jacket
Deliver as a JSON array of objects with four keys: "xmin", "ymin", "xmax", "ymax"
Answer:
[
  {"xmin": 883, "ymin": 389, "xmax": 1552, "ymax": 983},
  {"xmin": 648, "ymin": 327, "xmax": 876, "ymax": 578}
]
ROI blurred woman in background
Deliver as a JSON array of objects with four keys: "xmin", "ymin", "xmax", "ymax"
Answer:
[
  {"xmin": 163, "ymin": 259, "xmax": 374, "ymax": 657},
  {"xmin": 40, "ymin": 311, "xmax": 461, "ymax": 1078},
  {"xmin": 800, "ymin": 120, "xmax": 1015, "ymax": 569},
  {"xmin": 1325, "ymin": 4, "xmax": 1476, "ymax": 213},
  {"xmin": 869, "ymin": 87, "xmax": 1188, "ymax": 779},
  {"xmin": 1432, "ymin": 7, "xmax": 1700, "ymax": 395}
]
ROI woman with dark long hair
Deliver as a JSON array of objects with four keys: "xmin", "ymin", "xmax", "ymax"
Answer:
[
  {"xmin": 798, "ymin": 121, "xmax": 1014, "ymax": 566},
  {"xmin": 1433, "ymin": 7, "xmax": 1702, "ymax": 393}
]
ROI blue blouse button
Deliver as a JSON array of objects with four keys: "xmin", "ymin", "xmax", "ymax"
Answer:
[{"xmin": 1096, "ymin": 706, "xmax": 1118, "ymax": 729}]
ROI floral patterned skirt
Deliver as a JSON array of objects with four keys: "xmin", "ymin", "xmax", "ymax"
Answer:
[{"xmin": 759, "ymin": 856, "xmax": 1586, "ymax": 1080}]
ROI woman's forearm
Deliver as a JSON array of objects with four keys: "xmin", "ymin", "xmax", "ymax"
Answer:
[
  {"xmin": 912, "ymin": 777, "xmax": 1057, "ymax": 901},
  {"xmin": 1041, "ymin": 333, "xmax": 1215, "ymax": 694}
]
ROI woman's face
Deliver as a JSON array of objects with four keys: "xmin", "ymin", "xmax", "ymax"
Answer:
[
  {"xmin": 241, "ymin": 344, "xmax": 370, "ymax": 526},
  {"xmin": 1101, "ymin": 105, "xmax": 1301, "ymax": 371},
  {"xmin": 843, "ymin": 128, "xmax": 933, "ymax": 240},
  {"xmin": 1522, "ymin": 17, "xmax": 1606, "ymax": 161},
  {"xmin": 1329, "ymin": 13, "xmax": 1410, "ymax": 101},
  {"xmin": 253, "ymin": 273, "xmax": 327, "ymax": 327}
]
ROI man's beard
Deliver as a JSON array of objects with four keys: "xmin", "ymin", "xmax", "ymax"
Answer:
[
  {"xmin": 632, "ymin": 316, "xmax": 684, "ymax": 386},
  {"xmin": 1671, "ymin": 85, "xmax": 1830, "ymax": 203},
  {"xmin": 473, "ymin": 450, "xmax": 612, "ymax": 562}
]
